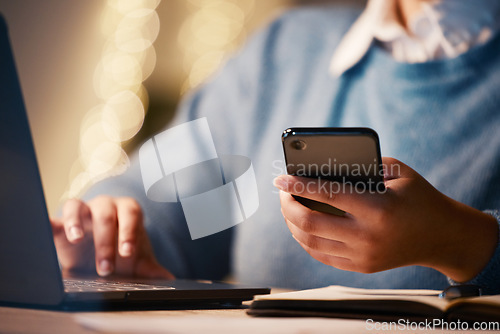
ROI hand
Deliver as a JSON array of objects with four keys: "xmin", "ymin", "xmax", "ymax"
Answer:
[
  {"xmin": 51, "ymin": 196, "xmax": 174, "ymax": 279},
  {"xmin": 274, "ymin": 157, "xmax": 499, "ymax": 282}
]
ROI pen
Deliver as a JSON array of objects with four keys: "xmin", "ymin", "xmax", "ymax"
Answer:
[{"xmin": 439, "ymin": 285, "xmax": 482, "ymax": 300}]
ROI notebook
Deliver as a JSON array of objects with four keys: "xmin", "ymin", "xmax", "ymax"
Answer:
[
  {"xmin": 248, "ymin": 285, "xmax": 500, "ymax": 324},
  {"xmin": 0, "ymin": 14, "xmax": 269, "ymax": 310}
]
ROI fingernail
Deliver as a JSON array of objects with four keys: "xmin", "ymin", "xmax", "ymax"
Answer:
[
  {"xmin": 99, "ymin": 260, "xmax": 113, "ymax": 276},
  {"xmin": 69, "ymin": 226, "xmax": 83, "ymax": 241},
  {"xmin": 120, "ymin": 242, "xmax": 134, "ymax": 257},
  {"xmin": 273, "ymin": 176, "xmax": 289, "ymax": 191}
]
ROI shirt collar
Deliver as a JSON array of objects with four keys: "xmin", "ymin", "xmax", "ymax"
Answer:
[{"xmin": 330, "ymin": 0, "xmax": 500, "ymax": 77}]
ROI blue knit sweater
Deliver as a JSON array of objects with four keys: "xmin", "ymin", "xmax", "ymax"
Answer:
[{"xmin": 85, "ymin": 5, "xmax": 500, "ymax": 293}]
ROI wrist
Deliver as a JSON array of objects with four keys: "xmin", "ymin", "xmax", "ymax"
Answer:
[{"xmin": 428, "ymin": 200, "xmax": 499, "ymax": 283}]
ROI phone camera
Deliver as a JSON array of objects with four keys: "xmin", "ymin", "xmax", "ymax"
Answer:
[{"xmin": 291, "ymin": 139, "xmax": 307, "ymax": 150}]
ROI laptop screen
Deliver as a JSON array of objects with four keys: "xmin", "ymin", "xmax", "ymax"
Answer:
[{"xmin": 0, "ymin": 14, "xmax": 65, "ymax": 306}]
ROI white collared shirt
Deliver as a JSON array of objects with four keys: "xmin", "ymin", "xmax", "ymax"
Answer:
[{"xmin": 330, "ymin": 0, "xmax": 500, "ymax": 77}]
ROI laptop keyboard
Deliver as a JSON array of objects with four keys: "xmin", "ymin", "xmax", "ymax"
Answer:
[{"xmin": 63, "ymin": 278, "xmax": 175, "ymax": 293}]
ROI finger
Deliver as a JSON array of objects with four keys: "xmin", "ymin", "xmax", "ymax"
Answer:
[
  {"xmin": 382, "ymin": 157, "xmax": 412, "ymax": 180},
  {"xmin": 89, "ymin": 196, "xmax": 118, "ymax": 276},
  {"xmin": 115, "ymin": 197, "xmax": 142, "ymax": 258},
  {"xmin": 51, "ymin": 217, "xmax": 75, "ymax": 252},
  {"xmin": 61, "ymin": 198, "xmax": 90, "ymax": 243},
  {"xmin": 284, "ymin": 217, "xmax": 348, "ymax": 258},
  {"xmin": 293, "ymin": 236, "xmax": 354, "ymax": 272},
  {"xmin": 50, "ymin": 217, "xmax": 64, "ymax": 235},
  {"xmin": 279, "ymin": 191, "xmax": 355, "ymax": 241},
  {"xmin": 274, "ymin": 174, "xmax": 375, "ymax": 214}
]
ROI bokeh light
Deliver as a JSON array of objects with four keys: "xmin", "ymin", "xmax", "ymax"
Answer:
[
  {"xmin": 62, "ymin": 0, "xmax": 160, "ymax": 200},
  {"xmin": 179, "ymin": 0, "xmax": 255, "ymax": 93},
  {"xmin": 102, "ymin": 90, "xmax": 145, "ymax": 142},
  {"xmin": 61, "ymin": 0, "xmax": 284, "ymax": 201}
]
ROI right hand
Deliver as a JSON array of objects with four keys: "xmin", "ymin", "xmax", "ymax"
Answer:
[{"xmin": 51, "ymin": 196, "xmax": 174, "ymax": 279}]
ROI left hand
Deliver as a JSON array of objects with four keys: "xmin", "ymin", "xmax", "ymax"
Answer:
[
  {"xmin": 51, "ymin": 196, "xmax": 174, "ymax": 279},
  {"xmin": 274, "ymin": 157, "xmax": 498, "ymax": 282}
]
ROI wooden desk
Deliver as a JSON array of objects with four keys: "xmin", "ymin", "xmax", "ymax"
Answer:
[
  {"xmin": 2, "ymin": 300, "xmax": 498, "ymax": 334},
  {"xmin": 0, "ymin": 305, "xmax": 252, "ymax": 334},
  {"xmin": 0, "ymin": 303, "xmax": 371, "ymax": 334}
]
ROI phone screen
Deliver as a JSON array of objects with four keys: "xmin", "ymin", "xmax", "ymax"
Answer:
[{"xmin": 282, "ymin": 127, "xmax": 384, "ymax": 215}]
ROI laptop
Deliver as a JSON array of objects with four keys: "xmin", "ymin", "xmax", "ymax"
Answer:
[{"xmin": 0, "ymin": 14, "xmax": 269, "ymax": 310}]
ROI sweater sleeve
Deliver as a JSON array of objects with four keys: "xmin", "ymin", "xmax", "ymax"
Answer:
[{"xmin": 448, "ymin": 210, "xmax": 500, "ymax": 295}]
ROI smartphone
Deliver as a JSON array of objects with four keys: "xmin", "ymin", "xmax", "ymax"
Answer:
[{"xmin": 281, "ymin": 127, "xmax": 385, "ymax": 215}]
